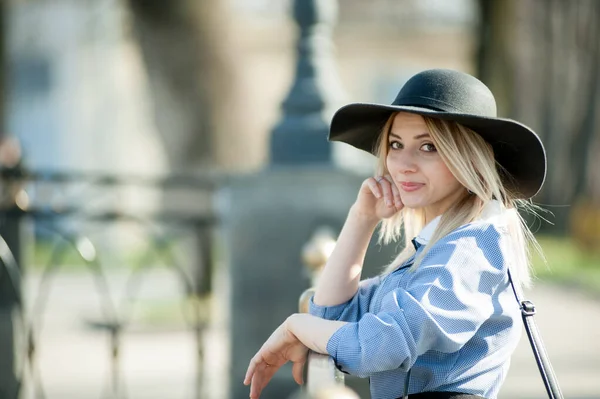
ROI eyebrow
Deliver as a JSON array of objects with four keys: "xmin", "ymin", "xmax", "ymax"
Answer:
[{"xmin": 389, "ymin": 132, "xmax": 431, "ymax": 140}]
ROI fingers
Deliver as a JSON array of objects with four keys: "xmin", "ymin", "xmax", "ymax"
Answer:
[
  {"xmin": 372, "ymin": 175, "xmax": 401, "ymax": 209},
  {"xmin": 244, "ymin": 357, "xmax": 256, "ymax": 385},
  {"xmin": 244, "ymin": 350, "xmax": 269, "ymax": 385},
  {"xmin": 292, "ymin": 361, "xmax": 305, "ymax": 385},
  {"xmin": 389, "ymin": 178, "xmax": 403, "ymax": 209},
  {"xmin": 367, "ymin": 177, "xmax": 383, "ymax": 199},
  {"xmin": 378, "ymin": 176, "xmax": 393, "ymax": 208},
  {"xmin": 244, "ymin": 328, "xmax": 282, "ymax": 385},
  {"xmin": 249, "ymin": 363, "xmax": 278, "ymax": 399},
  {"xmin": 248, "ymin": 360, "xmax": 303, "ymax": 399},
  {"xmin": 244, "ymin": 322, "xmax": 308, "ymax": 398},
  {"xmin": 250, "ymin": 365, "xmax": 273, "ymax": 399}
]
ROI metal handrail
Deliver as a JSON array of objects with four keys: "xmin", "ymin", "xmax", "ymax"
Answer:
[
  {"xmin": 0, "ymin": 207, "xmax": 217, "ymax": 226},
  {"xmin": 0, "ymin": 166, "xmax": 219, "ymax": 226},
  {"xmin": 299, "ymin": 227, "xmax": 345, "ymax": 393},
  {"xmin": 305, "ymin": 352, "xmax": 345, "ymax": 395},
  {"xmin": 0, "ymin": 167, "xmax": 221, "ymax": 189},
  {"xmin": 0, "ymin": 165, "xmax": 219, "ymax": 399}
]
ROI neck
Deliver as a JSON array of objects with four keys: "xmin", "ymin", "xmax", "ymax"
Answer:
[
  {"xmin": 423, "ymin": 210, "xmax": 442, "ymax": 226},
  {"xmin": 423, "ymin": 189, "xmax": 469, "ymax": 224}
]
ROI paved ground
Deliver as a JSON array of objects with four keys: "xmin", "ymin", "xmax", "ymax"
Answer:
[
  {"xmin": 500, "ymin": 283, "xmax": 600, "ymax": 399},
  {"xmin": 15, "ymin": 269, "xmax": 600, "ymax": 399}
]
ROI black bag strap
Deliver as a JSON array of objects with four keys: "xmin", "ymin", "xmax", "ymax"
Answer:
[{"xmin": 507, "ymin": 269, "xmax": 564, "ymax": 399}]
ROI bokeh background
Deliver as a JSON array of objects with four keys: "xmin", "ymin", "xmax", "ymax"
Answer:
[{"xmin": 0, "ymin": 0, "xmax": 599, "ymax": 398}]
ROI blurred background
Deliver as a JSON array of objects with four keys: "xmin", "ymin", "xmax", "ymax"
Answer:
[{"xmin": 0, "ymin": 0, "xmax": 598, "ymax": 398}]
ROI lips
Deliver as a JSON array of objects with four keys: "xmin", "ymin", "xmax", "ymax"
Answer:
[{"xmin": 399, "ymin": 182, "xmax": 424, "ymax": 192}]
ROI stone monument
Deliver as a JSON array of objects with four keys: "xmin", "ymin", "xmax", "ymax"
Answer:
[{"xmin": 212, "ymin": 1, "xmax": 399, "ymax": 398}]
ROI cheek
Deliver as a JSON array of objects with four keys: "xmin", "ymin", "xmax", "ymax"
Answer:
[
  {"xmin": 428, "ymin": 161, "xmax": 461, "ymax": 189},
  {"xmin": 385, "ymin": 153, "xmax": 393, "ymax": 170}
]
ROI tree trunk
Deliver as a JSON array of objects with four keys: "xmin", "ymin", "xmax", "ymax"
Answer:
[
  {"xmin": 475, "ymin": 0, "xmax": 517, "ymax": 117},
  {"xmin": 126, "ymin": 0, "xmax": 235, "ymax": 173},
  {"xmin": 124, "ymin": 1, "xmax": 238, "ymax": 338},
  {"xmin": 476, "ymin": 0, "xmax": 600, "ymax": 234}
]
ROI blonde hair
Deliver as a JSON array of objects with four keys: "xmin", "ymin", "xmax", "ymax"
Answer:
[{"xmin": 375, "ymin": 112, "xmax": 544, "ymax": 288}]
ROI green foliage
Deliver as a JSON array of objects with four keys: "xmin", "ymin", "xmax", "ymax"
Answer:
[
  {"xmin": 31, "ymin": 239, "xmax": 90, "ymax": 271},
  {"xmin": 30, "ymin": 235, "xmax": 600, "ymax": 296},
  {"xmin": 532, "ymin": 235, "xmax": 600, "ymax": 294},
  {"xmin": 30, "ymin": 237, "xmax": 173, "ymax": 272},
  {"xmin": 124, "ymin": 295, "xmax": 211, "ymax": 330}
]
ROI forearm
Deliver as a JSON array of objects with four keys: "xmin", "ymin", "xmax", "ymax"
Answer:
[
  {"xmin": 287, "ymin": 313, "xmax": 347, "ymax": 354},
  {"xmin": 313, "ymin": 206, "xmax": 379, "ymax": 306}
]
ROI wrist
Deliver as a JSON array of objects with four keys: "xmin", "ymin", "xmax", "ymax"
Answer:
[
  {"xmin": 285, "ymin": 313, "xmax": 305, "ymax": 334},
  {"xmin": 285, "ymin": 313, "xmax": 299, "ymax": 336},
  {"xmin": 348, "ymin": 205, "xmax": 381, "ymax": 228}
]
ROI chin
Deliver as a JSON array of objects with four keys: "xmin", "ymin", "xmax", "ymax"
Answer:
[{"xmin": 401, "ymin": 200, "xmax": 427, "ymax": 209}]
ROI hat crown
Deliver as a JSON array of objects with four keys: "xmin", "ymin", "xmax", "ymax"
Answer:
[{"xmin": 393, "ymin": 69, "xmax": 497, "ymax": 117}]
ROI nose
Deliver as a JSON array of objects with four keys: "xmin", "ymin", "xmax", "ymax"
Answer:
[{"xmin": 389, "ymin": 149, "xmax": 418, "ymax": 174}]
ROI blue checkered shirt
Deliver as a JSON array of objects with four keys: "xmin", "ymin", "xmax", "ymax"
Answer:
[{"xmin": 309, "ymin": 204, "xmax": 522, "ymax": 399}]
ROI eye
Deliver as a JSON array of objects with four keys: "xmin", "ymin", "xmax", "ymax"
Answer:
[
  {"xmin": 421, "ymin": 142, "xmax": 437, "ymax": 152},
  {"xmin": 389, "ymin": 141, "xmax": 402, "ymax": 150}
]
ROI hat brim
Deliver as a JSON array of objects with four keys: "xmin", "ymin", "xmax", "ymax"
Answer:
[{"xmin": 329, "ymin": 103, "xmax": 546, "ymax": 199}]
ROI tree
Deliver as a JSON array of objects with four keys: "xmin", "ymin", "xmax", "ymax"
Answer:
[
  {"xmin": 125, "ymin": 0, "xmax": 236, "ymax": 173},
  {"xmin": 123, "ymin": 3, "xmax": 241, "ymax": 364},
  {"xmin": 477, "ymin": 0, "xmax": 600, "ymax": 234}
]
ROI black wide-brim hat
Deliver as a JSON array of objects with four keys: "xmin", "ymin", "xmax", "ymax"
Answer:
[{"xmin": 329, "ymin": 69, "xmax": 546, "ymax": 199}]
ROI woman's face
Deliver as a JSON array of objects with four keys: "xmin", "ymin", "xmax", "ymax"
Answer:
[{"xmin": 386, "ymin": 112, "xmax": 465, "ymax": 222}]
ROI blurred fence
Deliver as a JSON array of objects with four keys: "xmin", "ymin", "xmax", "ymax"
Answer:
[{"xmin": 0, "ymin": 166, "xmax": 218, "ymax": 399}]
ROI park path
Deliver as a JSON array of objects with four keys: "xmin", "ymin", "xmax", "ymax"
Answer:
[{"xmin": 16, "ymin": 270, "xmax": 600, "ymax": 399}]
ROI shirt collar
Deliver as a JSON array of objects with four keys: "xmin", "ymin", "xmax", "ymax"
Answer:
[
  {"xmin": 415, "ymin": 215, "xmax": 441, "ymax": 246},
  {"xmin": 414, "ymin": 199, "xmax": 503, "ymax": 246}
]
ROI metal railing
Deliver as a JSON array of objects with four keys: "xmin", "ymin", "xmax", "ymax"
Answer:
[
  {"xmin": 0, "ymin": 167, "xmax": 219, "ymax": 399},
  {"xmin": 299, "ymin": 227, "xmax": 345, "ymax": 394}
]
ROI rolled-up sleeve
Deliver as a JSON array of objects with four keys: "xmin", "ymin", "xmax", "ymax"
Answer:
[
  {"xmin": 308, "ymin": 275, "xmax": 381, "ymax": 322},
  {"xmin": 326, "ymin": 223, "xmax": 507, "ymax": 377}
]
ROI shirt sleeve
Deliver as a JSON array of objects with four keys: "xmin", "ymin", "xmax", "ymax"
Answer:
[
  {"xmin": 308, "ymin": 275, "xmax": 382, "ymax": 322},
  {"xmin": 326, "ymin": 223, "xmax": 508, "ymax": 377}
]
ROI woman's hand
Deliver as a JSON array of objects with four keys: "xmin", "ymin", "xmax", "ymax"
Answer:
[
  {"xmin": 244, "ymin": 317, "xmax": 309, "ymax": 399},
  {"xmin": 353, "ymin": 175, "xmax": 404, "ymax": 221}
]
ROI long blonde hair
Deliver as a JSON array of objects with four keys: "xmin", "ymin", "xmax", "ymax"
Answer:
[{"xmin": 375, "ymin": 112, "xmax": 544, "ymax": 288}]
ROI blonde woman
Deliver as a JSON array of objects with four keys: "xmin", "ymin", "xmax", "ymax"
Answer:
[{"xmin": 244, "ymin": 69, "xmax": 547, "ymax": 399}]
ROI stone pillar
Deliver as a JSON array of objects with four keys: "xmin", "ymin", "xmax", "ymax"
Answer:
[
  {"xmin": 216, "ymin": 170, "xmax": 395, "ymax": 399},
  {"xmin": 269, "ymin": 0, "xmax": 343, "ymax": 165},
  {"xmin": 210, "ymin": 1, "xmax": 384, "ymax": 398}
]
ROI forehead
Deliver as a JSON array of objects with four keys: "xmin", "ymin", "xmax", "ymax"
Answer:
[{"xmin": 390, "ymin": 112, "xmax": 428, "ymax": 133}]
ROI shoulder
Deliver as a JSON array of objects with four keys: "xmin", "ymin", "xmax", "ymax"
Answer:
[
  {"xmin": 406, "ymin": 221, "xmax": 510, "ymax": 297},
  {"xmin": 439, "ymin": 218, "xmax": 508, "ymax": 247},
  {"xmin": 423, "ymin": 220, "xmax": 510, "ymax": 273}
]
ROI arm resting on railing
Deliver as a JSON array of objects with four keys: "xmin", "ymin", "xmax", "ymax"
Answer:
[{"xmin": 286, "ymin": 313, "xmax": 346, "ymax": 355}]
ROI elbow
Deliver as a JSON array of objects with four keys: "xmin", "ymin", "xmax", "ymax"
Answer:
[
  {"xmin": 339, "ymin": 353, "xmax": 411, "ymax": 378},
  {"xmin": 332, "ymin": 315, "xmax": 416, "ymax": 377},
  {"xmin": 335, "ymin": 342, "xmax": 412, "ymax": 378}
]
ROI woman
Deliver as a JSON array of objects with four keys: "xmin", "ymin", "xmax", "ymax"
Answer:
[{"xmin": 244, "ymin": 69, "xmax": 546, "ymax": 399}]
